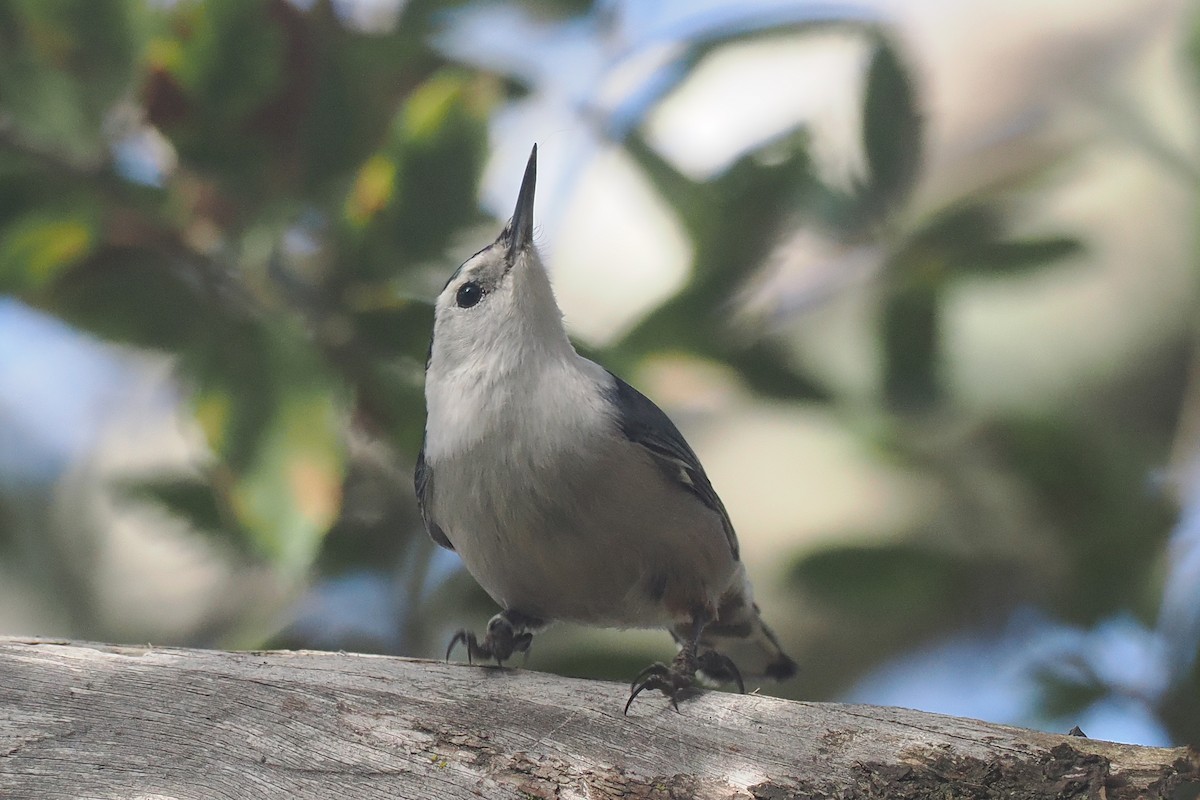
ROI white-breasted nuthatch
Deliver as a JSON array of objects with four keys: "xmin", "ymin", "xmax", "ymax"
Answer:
[{"xmin": 417, "ymin": 145, "xmax": 796, "ymax": 711}]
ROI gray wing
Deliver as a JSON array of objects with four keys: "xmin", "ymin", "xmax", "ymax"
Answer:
[
  {"xmin": 414, "ymin": 441, "xmax": 454, "ymax": 551},
  {"xmin": 606, "ymin": 372, "xmax": 739, "ymax": 561}
]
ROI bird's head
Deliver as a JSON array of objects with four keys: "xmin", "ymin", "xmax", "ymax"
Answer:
[{"xmin": 428, "ymin": 144, "xmax": 571, "ymax": 377}]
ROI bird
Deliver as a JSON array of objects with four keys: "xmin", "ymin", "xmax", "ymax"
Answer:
[{"xmin": 415, "ymin": 144, "xmax": 796, "ymax": 711}]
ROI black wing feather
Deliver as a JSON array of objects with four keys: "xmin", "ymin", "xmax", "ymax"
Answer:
[
  {"xmin": 414, "ymin": 441, "xmax": 454, "ymax": 551},
  {"xmin": 607, "ymin": 372, "xmax": 739, "ymax": 561}
]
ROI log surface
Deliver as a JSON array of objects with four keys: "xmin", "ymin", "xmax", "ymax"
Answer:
[{"xmin": 0, "ymin": 637, "xmax": 1195, "ymax": 799}]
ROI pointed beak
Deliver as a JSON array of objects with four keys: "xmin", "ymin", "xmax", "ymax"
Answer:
[{"xmin": 506, "ymin": 144, "xmax": 537, "ymax": 261}]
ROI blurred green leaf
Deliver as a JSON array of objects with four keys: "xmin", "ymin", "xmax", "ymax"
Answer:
[
  {"xmin": 878, "ymin": 201, "xmax": 1080, "ymax": 411},
  {"xmin": 790, "ymin": 542, "xmax": 970, "ymax": 621},
  {"xmin": 120, "ymin": 475, "xmax": 239, "ymax": 548},
  {"xmin": 1162, "ymin": 667, "xmax": 1200, "ymax": 744},
  {"xmin": 799, "ymin": 174, "xmax": 870, "ymax": 236},
  {"xmin": 44, "ymin": 245, "xmax": 347, "ymax": 574},
  {"xmin": 1036, "ymin": 669, "xmax": 1109, "ymax": 720},
  {"xmin": 40, "ymin": 247, "xmax": 210, "ymax": 352},
  {"xmin": 190, "ymin": 326, "xmax": 281, "ymax": 473},
  {"xmin": 880, "ymin": 271, "xmax": 941, "ymax": 411},
  {"xmin": 149, "ymin": 0, "xmax": 286, "ymax": 178},
  {"xmin": 861, "ymin": 35, "xmax": 922, "ymax": 220},
  {"xmin": 615, "ymin": 133, "xmax": 828, "ymax": 401},
  {"xmin": 232, "ymin": 385, "xmax": 344, "ymax": 573},
  {"xmin": 908, "ymin": 203, "xmax": 1002, "ymax": 257},
  {"xmin": 45, "ymin": 249, "xmax": 277, "ymax": 472},
  {"xmin": 991, "ymin": 417, "xmax": 1174, "ymax": 623},
  {"xmin": 350, "ymin": 295, "xmax": 435, "ymax": 363},
  {"xmin": 960, "ymin": 236, "xmax": 1084, "ymax": 274},
  {"xmin": 627, "ymin": 130, "xmax": 813, "ymax": 282},
  {"xmin": 728, "ymin": 339, "xmax": 831, "ymax": 402},
  {"xmin": 0, "ymin": 212, "xmax": 97, "ymax": 292},
  {"xmin": 343, "ymin": 70, "xmax": 491, "ymax": 280},
  {"xmin": 170, "ymin": 0, "xmax": 285, "ymax": 123},
  {"xmin": 344, "ymin": 155, "xmax": 399, "ymax": 228},
  {"xmin": 0, "ymin": 0, "xmax": 144, "ymax": 159},
  {"xmin": 121, "ymin": 390, "xmax": 345, "ymax": 576},
  {"xmin": 186, "ymin": 313, "xmax": 348, "ymax": 573},
  {"xmin": 901, "ymin": 203, "xmax": 1082, "ymax": 277}
]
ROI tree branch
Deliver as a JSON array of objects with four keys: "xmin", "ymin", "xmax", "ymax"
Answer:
[{"xmin": 0, "ymin": 637, "xmax": 1195, "ymax": 799}]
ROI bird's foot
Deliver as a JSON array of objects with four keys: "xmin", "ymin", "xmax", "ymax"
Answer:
[
  {"xmin": 624, "ymin": 648, "xmax": 744, "ymax": 714},
  {"xmin": 446, "ymin": 611, "xmax": 534, "ymax": 666},
  {"xmin": 625, "ymin": 660, "xmax": 694, "ymax": 713}
]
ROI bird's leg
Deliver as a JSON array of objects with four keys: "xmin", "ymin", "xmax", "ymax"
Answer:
[
  {"xmin": 446, "ymin": 609, "xmax": 539, "ymax": 666},
  {"xmin": 626, "ymin": 609, "xmax": 743, "ymax": 713},
  {"xmin": 626, "ymin": 617, "xmax": 704, "ymax": 713}
]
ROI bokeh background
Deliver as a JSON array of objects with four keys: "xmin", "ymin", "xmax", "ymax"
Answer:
[{"xmin": 1, "ymin": 0, "xmax": 1198, "ymax": 747}]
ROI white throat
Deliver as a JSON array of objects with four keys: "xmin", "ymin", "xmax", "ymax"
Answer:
[{"xmin": 424, "ymin": 250, "xmax": 608, "ymax": 462}]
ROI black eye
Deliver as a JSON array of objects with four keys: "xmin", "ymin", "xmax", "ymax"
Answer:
[{"xmin": 455, "ymin": 281, "xmax": 483, "ymax": 309}]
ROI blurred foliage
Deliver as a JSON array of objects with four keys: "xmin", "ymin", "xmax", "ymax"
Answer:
[
  {"xmin": 0, "ymin": 0, "xmax": 491, "ymax": 631},
  {"xmin": 0, "ymin": 0, "xmax": 1197, "ymax": 746},
  {"xmin": 861, "ymin": 35, "xmax": 921, "ymax": 222},
  {"xmin": 0, "ymin": 0, "xmax": 142, "ymax": 160}
]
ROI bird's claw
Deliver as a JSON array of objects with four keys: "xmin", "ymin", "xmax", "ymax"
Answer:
[
  {"xmin": 624, "ymin": 662, "xmax": 681, "ymax": 714},
  {"xmin": 445, "ymin": 629, "xmax": 482, "ymax": 663},
  {"xmin": 625, "ymin": 661, "xmax": 695, "ymax": 714},
  {"xmin": 624, "ymin": 649, "xmax": 746, "ymax": 714},
  {"xmin": 445, "ymin": 614, "xmax": 534, "ymax": 666}
]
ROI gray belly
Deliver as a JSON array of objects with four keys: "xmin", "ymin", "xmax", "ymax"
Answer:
[{"xmin": 430, "ymin": 435, "xmax": 737, "ymax": 628}]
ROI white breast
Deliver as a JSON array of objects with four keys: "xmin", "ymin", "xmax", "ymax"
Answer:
[{"xmin": 423, "ymin": 356, "xmax": 737, "ymax": 627}]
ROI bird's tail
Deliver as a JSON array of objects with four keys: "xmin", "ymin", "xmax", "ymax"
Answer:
[{"xmin": 674, "ymin": 581, "xmax": 797, "ymax": 682}]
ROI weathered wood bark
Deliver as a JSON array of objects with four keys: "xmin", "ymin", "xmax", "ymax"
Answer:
[{"xmin": 0, "ymin": 637, "xmax": 1195, "ymax": 799}]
